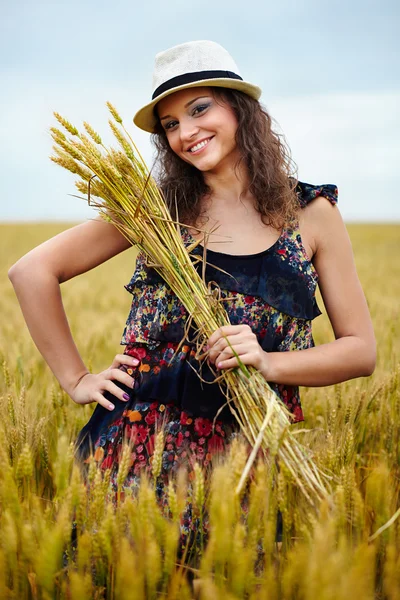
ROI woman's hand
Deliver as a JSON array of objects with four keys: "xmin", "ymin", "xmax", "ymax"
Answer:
[
  {"xmin": 207, "ymin": 324, "xmax": 269, "ymax": 376},
  {"xmin": 68, "ymin": 354, "xmax": 140, "ymax": 411}
]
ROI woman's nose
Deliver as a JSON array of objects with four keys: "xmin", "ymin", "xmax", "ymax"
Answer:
[{"xmin": 179, "ymin": 119, "xmax": 199, "ymax": 145}]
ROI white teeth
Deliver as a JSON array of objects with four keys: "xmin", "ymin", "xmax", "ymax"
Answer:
[{"xmin": 189, "ymin": 138, "xmax": 212, "ymax": 152}]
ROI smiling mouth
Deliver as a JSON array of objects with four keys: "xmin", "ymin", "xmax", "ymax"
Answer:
[{"xmin": 188, "ymin": 137, "xmax": 214, "ymax": 154}]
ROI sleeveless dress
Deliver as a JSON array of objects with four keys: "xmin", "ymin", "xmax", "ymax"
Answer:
[{"xmin": 75, "ymin": 180, "xmax": 338, "ymax": 547}]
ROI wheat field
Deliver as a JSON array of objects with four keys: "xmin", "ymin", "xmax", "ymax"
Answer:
[{"xmin": 0, "ymin": 222, "xmax": 399, "ymax": 599}]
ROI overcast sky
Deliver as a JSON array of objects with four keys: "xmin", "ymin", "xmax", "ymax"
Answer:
[{"xmin": 1, "ymin": 0, "xmax": 398, "ymax": 222}]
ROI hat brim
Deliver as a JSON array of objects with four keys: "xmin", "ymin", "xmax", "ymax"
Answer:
[{"xmin": 133, "ymin": 78, "xmax": 262, "ymax": 133}]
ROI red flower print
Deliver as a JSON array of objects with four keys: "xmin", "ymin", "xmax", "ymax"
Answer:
[
  {"xmin": 180, "ymin": 412, "xmax": 191, "ymax": 425},
  {"xmin": 198, "ymin": 437, "xmax": 205, "ymax": 445},
  {"xmin": 194, "ymin": 418, "xmax": 212, "ymax": 437},
  {"xmin": 150, "ymin": 402, "xmax": 159, "ymax": 410},
  {"xmin": 208, "ymin": 434, "xmax": 224, "ymax": 454},
  {"xmin": 136, "ymin": 444, "xmax": 144, "ymax": 453},
  {"xmin": 190, "ymin": 442, "xmax": 197, "ymax": 451},
  {"xmin": 131, "ymin": 347, "xmax": 147, "ymax": 360},
  {"xmin": 130, "ymin": 424, "xmax": 149, "ymax": 444},
  {"xmin": 101, "ymin": 455, "xmax": 113, "ymax": 470},
  {"xmin": 244, "ymin": 296, "xmax": 253, "ymax": 304},
  {"xmin": 176, "ymin": 431, "xmax": 184, "ymax": 448},
  {"xmin": 277, "ymin": 249, "xmax": 286, "ymax": 256},
  {"xmin": 145, "ymin": 410, "xmax": 158, "ymax": 425},
  {"xmin": 292, "ymin": 405, "xmax": 304, "ymax": 421}
]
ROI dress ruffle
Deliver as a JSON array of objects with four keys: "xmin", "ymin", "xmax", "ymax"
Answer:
[{"xmin": 295, "ymin": 180, "xmax": 338, "ymax": 208}]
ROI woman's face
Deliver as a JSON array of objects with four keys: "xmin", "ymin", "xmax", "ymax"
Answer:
[{"xmin": 156, "ymin": 86, "xmax": 240, "ymax": 172}]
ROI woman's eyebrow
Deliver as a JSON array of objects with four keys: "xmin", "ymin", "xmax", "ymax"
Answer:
[{"xmin": 159, "ymin": 96, "xmax": 210, "ymax": 121}]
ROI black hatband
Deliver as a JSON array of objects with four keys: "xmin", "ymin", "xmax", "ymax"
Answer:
[{"xmin": 152, "ymin": 70, "xmax": 243, "ymax": 100}]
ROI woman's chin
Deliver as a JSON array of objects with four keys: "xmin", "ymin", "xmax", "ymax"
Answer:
[{"xmin": 190, "ymin": 154, "xmax": 223, "ymax": 172}]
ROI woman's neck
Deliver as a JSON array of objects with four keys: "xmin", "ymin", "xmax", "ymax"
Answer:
[{"xmin": 202, "ymin": 159, "xmax": 253, "ymax": 208}]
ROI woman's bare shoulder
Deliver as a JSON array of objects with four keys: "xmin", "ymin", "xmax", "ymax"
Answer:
[
  {"xmin": 296, "ymin": 195, "xmax": 342, "ymax": 258},
  {"xmin": 9, "ymin": 217, "xmax": 133, "ymax": 283}
]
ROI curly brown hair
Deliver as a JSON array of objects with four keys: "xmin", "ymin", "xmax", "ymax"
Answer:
[{"xmin": 151, "ymin": 87, "xmax": 300, "ymax": 231}]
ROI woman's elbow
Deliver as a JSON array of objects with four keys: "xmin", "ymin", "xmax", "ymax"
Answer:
[
  {"xmin": 8, "ymin": 256, "xmax": 43, "ymax": 286},
  {"xmin": 360, "ymin": 338, "xmax": 377, "ymax": 377},
  {"xmin": 362, "ymin": 357, "xmax": 376, "ymax": 377},
  {"xmin": 8, "ymin": 261, "xmax": 24, "ymax": 284}
]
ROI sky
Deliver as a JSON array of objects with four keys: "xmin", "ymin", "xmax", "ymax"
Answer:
[{"xmin": 0, "ymin": 0, "xmax": 399, "ymax": 222}]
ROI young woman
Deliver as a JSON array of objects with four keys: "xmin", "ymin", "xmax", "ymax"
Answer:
[{"xmin": 8, "ymin": 41, "xmax": 376, "ymax": 550}]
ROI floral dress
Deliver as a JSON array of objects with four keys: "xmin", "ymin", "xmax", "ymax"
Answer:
[{"xmin": 75, "ymin": 180, "xmax": 338, "ymax": 548}]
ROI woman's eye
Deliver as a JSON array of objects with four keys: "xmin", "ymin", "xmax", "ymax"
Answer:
[
  {"xmin": 165, "ymin": 120, "xmax": 177, "ymax": 130},
  {"xmin": 193, "ymin": 103, "xmax": 210, "ymax": 116}
]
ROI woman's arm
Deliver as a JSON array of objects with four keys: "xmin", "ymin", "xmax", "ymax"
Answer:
[
  {"xmin": 207, "ymin": 198, "xmax": 376, "ymax": 386},
  {"xmin": 264, "ymin": 197, "xmax": 376, "ymax": 385},
  {"xmin": 8, "ymin": 218, "xmax": 138, "ymax": 407}
]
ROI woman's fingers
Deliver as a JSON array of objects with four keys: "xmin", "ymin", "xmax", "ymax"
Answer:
[
  {"xmin": 208, "ymin": 327, "xmax": 256, "ymax": 364},
  {"xmin": 216, "ymin": 353, "xmax": 256, "ymax": 370},
  {"xmin": 212, "ymin": 343, "xmax": 247, "ymax": 364},
  {"xmin": 103, "ymin": 379, "xmax": 132, "ymax": 404},
  {"xmin": 93, "ymin": 391, "xmax": 116, "ymax": 411},
  {"xmin": 207, "ymin": 324, "xmax": 251, "ymax": 348},
  {"xmin": 110, "ymin": 353, "xmax": 139, "ymax": 369},
  {"xmin": 106, "ymin": 367, "xmax": 137, "ymax": 390},
  {"xmin": 72, "ymin": 354, "xmax": 142, "ymax": 410}
]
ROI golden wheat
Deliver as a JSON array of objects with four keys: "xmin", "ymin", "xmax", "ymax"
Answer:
[{"xmin": 0, "ymin": 222, "xmax": 399, "ymax": 598}]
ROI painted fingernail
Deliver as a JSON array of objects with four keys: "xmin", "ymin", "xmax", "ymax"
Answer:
[
  {"xmin": 132, "ymin": 358, "xmax": 139, "ymax": 365},
  {"xmin": 123, "ymin": 393, "xmax": 130, "ymax": 401},
  {"xmin": 108, "ymin": 403, "xmax": 115, "ymax": 410},
  {"xmin": 217, "ymin": 362, "xmax": 222, "ymax": 369}
]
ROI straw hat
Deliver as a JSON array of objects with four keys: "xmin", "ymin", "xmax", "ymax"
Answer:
[{"xmin": 133, "ymin": 40, "xmax": 262, "ymax": 133}]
